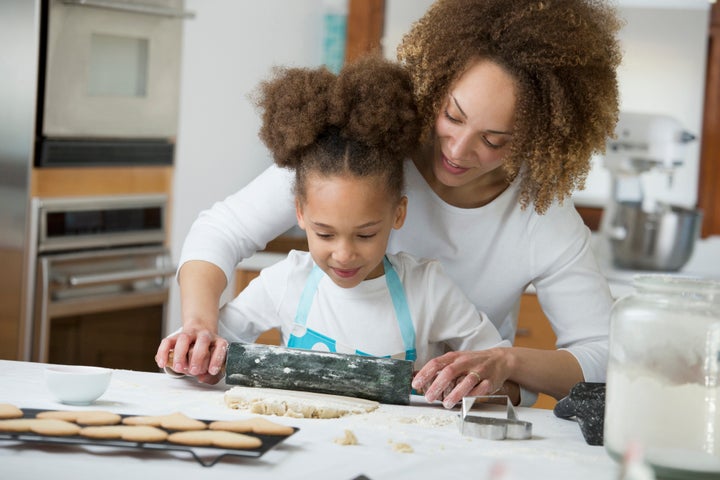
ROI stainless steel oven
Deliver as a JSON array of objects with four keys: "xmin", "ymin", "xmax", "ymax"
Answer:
[
  {"xmin": 36, "ymin": 0, "xmax": 194, "ymax": 167},
  {"xmin": 27, "ymin": 194, "xmax": 175, "ymax": 371}
]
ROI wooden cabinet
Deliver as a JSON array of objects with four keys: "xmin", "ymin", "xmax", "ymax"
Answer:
[
  {"xmin": 516, "ymin": 294, "xmax": 558, "ymax": 410},
  {"xmin": 699, "ymin": 2, "xmax": 720, "ymax": 237},
  {"xmin": 31, "ymin": 166, "xmax": 173, "ymax": 197}
]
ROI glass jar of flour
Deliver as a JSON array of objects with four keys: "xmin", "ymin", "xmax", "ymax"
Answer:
[{"xmin": 604, "ymin": 275, "xmax": 720, "ymax": 479}]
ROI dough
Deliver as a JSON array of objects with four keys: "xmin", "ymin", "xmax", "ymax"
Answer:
[
  {"xmin": 391, "ymin": 440, "xmax": 414, "ymax": 453},
  {"xmin": 224, "ymin": 386, "xmax": 379, "ymax": 419},
  {"xmin": 334, "ymin": 429, "xmax": 358, "ymax": 445}
]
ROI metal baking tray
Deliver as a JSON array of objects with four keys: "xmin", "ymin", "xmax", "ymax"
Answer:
[{"xmin": 0, "ymin": 408, "xmax": 298, "ymax": 467}]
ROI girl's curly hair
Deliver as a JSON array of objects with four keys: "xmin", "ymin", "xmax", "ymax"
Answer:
[
  {"xmin": 255, "ymin": 55, "xmax": 421, "ymax": 204},
  {"xmin": 397, "ymin": 0, "xmax": 623, "ymax": 213}
]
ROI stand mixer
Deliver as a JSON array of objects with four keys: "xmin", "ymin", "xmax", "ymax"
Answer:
[{"xmin": 600, "ymin": 112, "xmax": 702, "ymax": 271}]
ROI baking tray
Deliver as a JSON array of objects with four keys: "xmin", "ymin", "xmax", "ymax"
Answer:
[{"xmin": 0, "ymin": 408, "xmax": 298, "ymax": 467}]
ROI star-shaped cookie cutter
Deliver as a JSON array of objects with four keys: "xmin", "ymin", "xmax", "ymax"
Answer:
[{"xmin": 457, "ymin": 395, "xmax": 532, "ymax": 440}]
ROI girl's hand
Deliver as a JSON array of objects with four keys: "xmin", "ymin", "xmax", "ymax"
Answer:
[
  {"xmin": 155, "ymin": 328, "xmax": 228, "ymax": 384},
  {"xmin": 411, "ymin": 348, "xmax": 517, "ymax": 408}
]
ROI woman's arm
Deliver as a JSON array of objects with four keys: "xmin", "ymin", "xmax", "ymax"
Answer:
[
  {"xmin": 412, "ymin": 347, "xmax": 582, "ymax": 408},
  {"xmin": 413, "ymin": 203, "xmax": 611, "ymax": 407}
]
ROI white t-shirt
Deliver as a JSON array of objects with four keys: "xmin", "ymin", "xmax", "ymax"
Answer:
[
  {"xmin": 181, "ymin": 160, "xmax": 612, "ymax": 383},
  {"xmin": 218, "ymin": 250, "xmax": 508, "ymax": 369}
]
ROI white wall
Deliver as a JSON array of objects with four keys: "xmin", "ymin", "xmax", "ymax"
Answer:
[{"xmin": 168, "ymin": 0, "xmax": 325, "ymax": 333}]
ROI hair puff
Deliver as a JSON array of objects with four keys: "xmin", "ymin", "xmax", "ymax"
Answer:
[
  {"xmin": 255, "ymin": 67, "xmax": 336, "ymax": 168},
  {"xmin": 330, "ymin": 55, "xmax": 421, "ymax": 159}
]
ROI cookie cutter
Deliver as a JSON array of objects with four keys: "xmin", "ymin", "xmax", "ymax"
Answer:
[{"xmin": 456, "ymin": 395, "xmax": 532, "ymax": 440}]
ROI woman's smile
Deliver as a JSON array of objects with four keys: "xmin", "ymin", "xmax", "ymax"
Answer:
[{"xmin": 441, "ymin": 153, "xmax": 471, "ymax": 175}]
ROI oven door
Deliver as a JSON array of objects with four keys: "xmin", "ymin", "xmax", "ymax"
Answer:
[
  {"xmin": 32, "ymin": 245, "xmax": 175, "ymax": 371},
  {"xmin": 42, "ymin": 0, "xmax": 192, "ymax": 139}
]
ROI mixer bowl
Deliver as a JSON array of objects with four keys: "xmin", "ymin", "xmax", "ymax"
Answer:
[{"xmin": 608, "ymin": 202, "xmax": 702, "ymax": 271}]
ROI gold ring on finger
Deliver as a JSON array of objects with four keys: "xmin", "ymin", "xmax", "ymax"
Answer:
[{"xmin": 467, "ymin": 371, "xmax": 482, "ymax": 383}]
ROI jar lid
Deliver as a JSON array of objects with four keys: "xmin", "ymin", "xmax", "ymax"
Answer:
[{"xmin": 632, "ymin": 274, "xmax": 720, "ymax": 298}]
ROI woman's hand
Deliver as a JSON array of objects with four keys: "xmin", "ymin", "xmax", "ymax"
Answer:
[
  {"xmin": 155, "ymin": 328, "xmax": 228, "ymax": 384},
  {"xmin": 412, "ymin": 348, "xmax": 516, "ymax": 408}
]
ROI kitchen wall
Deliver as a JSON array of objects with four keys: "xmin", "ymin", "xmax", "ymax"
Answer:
[
  {"xmin": 169, "ymin": 0, "xmax": 326, "ymax": 332},
  {"xmin": 169, "ymin": 0, "xmax": 712, "ymax": 334}
]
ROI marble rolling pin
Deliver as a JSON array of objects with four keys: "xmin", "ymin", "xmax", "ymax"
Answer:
[{"xmin": 224, "ymin": 343, "xmax": 414, "ymax": 405}]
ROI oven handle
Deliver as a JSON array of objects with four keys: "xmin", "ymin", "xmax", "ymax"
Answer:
[
  {"xmin": 60, "ymin": 267, "xmax": 177, "ymax": 287},
  {"xmin": 61, "ymin": 0, "xmax": 195, "ymax": 19}
]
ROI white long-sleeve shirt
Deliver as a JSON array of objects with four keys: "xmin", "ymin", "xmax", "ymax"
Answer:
[
  {"xmin": 218, "ymin": 250, "xmax": 509, "ymax": 369},
  {"xmin": 181, "ymin": 160, "xmax": 612, "ymax": 384}
]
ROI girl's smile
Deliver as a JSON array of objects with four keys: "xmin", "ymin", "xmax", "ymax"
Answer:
[{"xmin": 331, "ymin": 267, "xmax": 362, "ymax": 279}]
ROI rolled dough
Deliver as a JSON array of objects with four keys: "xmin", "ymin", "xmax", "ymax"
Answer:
[{"xmin": 224, "ymin": 386, "xmax": 379, "ymax": 419}]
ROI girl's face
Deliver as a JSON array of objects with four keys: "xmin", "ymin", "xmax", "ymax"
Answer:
[
  {"xmin": 431, "ymin": 59, "xmax": 517, "ymax": 191},
  {"xmin": 296, "ymin": 173, "xmax": 407, "ymax": 289}
]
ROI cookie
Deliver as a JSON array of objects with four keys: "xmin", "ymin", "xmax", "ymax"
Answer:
[
  {"xmin": 31, "ymin": 419, "xmax": 82, "ymax": 436},
  {"xmin": 80, "ymin": 425, "xmax": 168, "ymax": 443},
  {"xmin": 122, "ymin": 412, "xmax": 206, "ymax": 431},
  {"xmin": 0, "ymin": 419, "xmax": 34, "ymax": 433},
  {"xmin": 167, "ymin": 430, "xmax": 262, "ymax": 449},
  {"xmin": 0, "ymin": 418, "xmax": 81, "ymax": 436},
  {"xmin": 209, "ymin": 417, "xmax": 294, "ymax": 436},
  {"xmin": 0, "ymin": 403, "xmax": 23, "ymax": 419},
  {"xmin": 36, "ymin": 410, "xmax": 121, "ymax": 426}
]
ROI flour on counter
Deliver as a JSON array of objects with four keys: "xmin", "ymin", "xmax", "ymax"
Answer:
[{"xmin": 395, "ymin": 414, "xmax": 456, "ymax": 427}]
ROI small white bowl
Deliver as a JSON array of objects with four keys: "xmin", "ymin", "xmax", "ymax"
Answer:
[{"xmin": 44, "ymin": 365, "xmax": 113, "ymax": 405}]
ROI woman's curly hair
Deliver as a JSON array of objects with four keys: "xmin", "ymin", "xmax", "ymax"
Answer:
[
  {"xmin": 255, "ymin": 55, "xmax": 421, "ymax": 204},
  {"xmin": 397, "ymin": 0, "xmax": 623, "ymax": 213}
]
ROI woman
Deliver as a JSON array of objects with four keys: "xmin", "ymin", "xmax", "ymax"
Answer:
[{"xmin": 157, "ymin": 0, "xmax": 622, "ymax": 407}]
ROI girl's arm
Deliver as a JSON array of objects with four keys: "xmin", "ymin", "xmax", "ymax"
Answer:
[
  {"xmin": 155, "ymin": 260, "xmax": 228, "ymax": 383},
  {"xmin": 156, "ymin": 165, "xmax": 297, "ymax": 381}
]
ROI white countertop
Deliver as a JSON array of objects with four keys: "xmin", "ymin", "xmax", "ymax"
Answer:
[{"xmin": 1, "ymin": 360, "xmax": 619, "ymax": 480}]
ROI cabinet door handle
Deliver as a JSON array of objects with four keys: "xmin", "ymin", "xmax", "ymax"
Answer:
[{"xmin": 58, "ymin": 267, "xmax": 177, "ymax": 287}]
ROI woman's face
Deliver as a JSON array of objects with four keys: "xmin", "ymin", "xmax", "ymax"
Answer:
[
  {"xmin": 296, "ymin": 173, "xmax": 406, "ymax": 289},
  {"xmin": 431, "ymin": 59, "xmax": 517, "ymax": 190}
]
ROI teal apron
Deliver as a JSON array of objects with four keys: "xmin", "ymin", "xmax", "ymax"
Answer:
[{"xmin": 287, "ymin": 256, "xmax": 417, "ymax": 361}]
